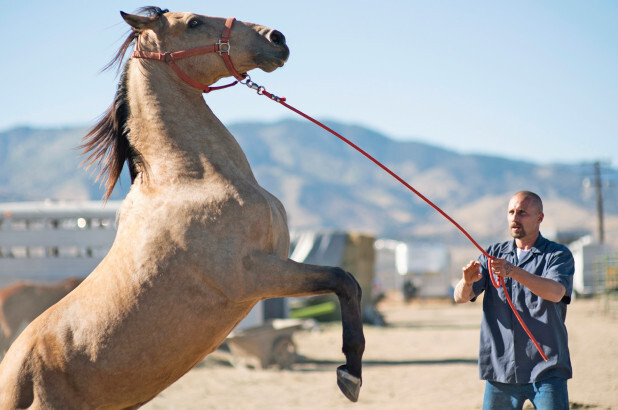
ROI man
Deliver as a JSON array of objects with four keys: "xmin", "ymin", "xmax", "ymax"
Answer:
[{"xmin": 454, "ymin": 191, "xmax": 574, "ymax": 410}]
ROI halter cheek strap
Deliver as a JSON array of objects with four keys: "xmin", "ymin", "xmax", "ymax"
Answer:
[
  {"xmin": 218, "ymin": 17, "xmax": 245, "ymax": 82},
  {"xmin": 131, "ymin": 17, "xmax": 245, "ymax": 93}
]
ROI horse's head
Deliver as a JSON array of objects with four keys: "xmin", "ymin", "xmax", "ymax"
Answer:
[
  {"xmin": 121, "ymin": 7, "xmax": 290, "ymax": 87},
  {"xmin": 81, "ymin": 7, "xmax": 290, "ymax": 201}
]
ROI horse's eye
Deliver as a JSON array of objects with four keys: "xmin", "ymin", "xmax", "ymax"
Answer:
[{"xmin": 188, "ymin": 19, "xmax": 202, "ymax": 29}]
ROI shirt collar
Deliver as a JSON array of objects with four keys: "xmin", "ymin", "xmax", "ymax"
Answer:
[{"xmin": 506, "ymin": 233, "xmax": 547, "ymax": 255}]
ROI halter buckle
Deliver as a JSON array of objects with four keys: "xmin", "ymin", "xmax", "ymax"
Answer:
[{"xmin": 216, "ymin": 40, "xmax": 231, "ymax": 55}]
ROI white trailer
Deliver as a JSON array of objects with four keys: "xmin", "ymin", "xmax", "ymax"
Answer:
[{"xmin": 0, "ymin": 200, "xmax": 121, "ymax": 287}]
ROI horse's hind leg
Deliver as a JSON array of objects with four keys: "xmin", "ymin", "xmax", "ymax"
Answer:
[
  {"xmin": 0, "ymin": 354, "xmax": 35, "ymax": 408},
  {"xmin": 243, "ymin": 252, "xmax": 365, "ymax": 402}
]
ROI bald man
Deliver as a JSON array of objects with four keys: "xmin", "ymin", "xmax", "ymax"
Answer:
[{"xmin": 454, "ymin": 191, "xmax": 574, "ymax": 410}]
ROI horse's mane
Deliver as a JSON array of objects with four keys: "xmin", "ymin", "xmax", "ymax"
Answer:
[{"xmin": 79, "ymin": 7, "xmax": 168, "ymax": 201}]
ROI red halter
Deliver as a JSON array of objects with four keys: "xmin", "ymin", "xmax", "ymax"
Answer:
[{"xmin": 131, "ymin": 17, "xmax": 245, "ymax": 93}]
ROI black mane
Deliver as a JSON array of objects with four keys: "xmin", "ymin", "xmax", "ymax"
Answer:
[
  {"xmin": 79, "ymin": 64, "xmax": 140, "ymax": 201},
  {"xmin": 78, "ymin": 7, "xmax": 166, "ymax": 200}
]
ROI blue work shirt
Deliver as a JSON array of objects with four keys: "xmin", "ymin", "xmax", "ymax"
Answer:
[{"xmin": 472, "ymin": 233, "xmax": 574, "ymax": 384}]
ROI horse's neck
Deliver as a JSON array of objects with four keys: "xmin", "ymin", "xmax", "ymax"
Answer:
[{"xmin": 127, "ymin": 63, "xmax": 256, "ymax": 188}]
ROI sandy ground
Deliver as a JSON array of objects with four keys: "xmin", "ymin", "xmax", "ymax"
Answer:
[{"xmin": 143, "ymin": 296, "xmax": 617, "ymax": 410}]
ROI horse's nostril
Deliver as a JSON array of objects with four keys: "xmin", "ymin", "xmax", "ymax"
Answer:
[{"xmin": 269, "ymin": 30, "xmax": 286, "ymax": 46}]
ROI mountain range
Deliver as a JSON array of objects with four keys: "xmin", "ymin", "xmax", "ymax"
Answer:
[{"xmin": 1, "ymin": 120, "xmax": 616, "ymax": 246}]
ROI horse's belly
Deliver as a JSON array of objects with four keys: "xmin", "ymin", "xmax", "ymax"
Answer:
[{"xmin": 24, "ymin": 289, "xmax": 253, "ymax": 406}]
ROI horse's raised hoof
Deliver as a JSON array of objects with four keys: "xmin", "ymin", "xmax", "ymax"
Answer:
[{"xmin": 337, "ymin": 365, "xmax": 361, "ymax": 402}]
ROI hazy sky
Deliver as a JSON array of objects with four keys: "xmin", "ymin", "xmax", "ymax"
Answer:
[{"xmin": 2, "ymin": 1, "xmax": 617, "ymax": 166}]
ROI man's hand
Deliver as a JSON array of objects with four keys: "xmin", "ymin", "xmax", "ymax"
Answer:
[
  {"xmin": 490, "ymin": 258, "xmax": 516, "ymax": 278},
  {"xmin": 462, "ymin": 260, "xmax": 483, "ymax": 285},
  {"xmin": 454, "ymin": 260, "xmax": 483, "ymax": 303}
]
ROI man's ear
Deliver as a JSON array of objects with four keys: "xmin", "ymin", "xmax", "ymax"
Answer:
[
  {"xmin": 120, "ymin": 11, "xmax": 157, "ymax": 32},
  {"xmin": 538, "ymin": 212, "xmax": 544, "ymax": 224}
]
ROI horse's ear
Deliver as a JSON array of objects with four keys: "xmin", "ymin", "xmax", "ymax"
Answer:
[{"xmin": 121, "ymin": 11, "xmax": 156, "ymax": 32}]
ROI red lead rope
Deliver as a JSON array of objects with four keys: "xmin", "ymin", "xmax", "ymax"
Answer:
[
  {"xmin": 242, "ymin": 77, "xmax": 548, "ymax": 361},
  {"xmin": 129, "ymin": 14, "xmax": 547, "ymax": 360}
]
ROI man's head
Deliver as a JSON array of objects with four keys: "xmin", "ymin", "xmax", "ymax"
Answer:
[{"xmin": 507, "ymin": 191, "xmax": 544, "ymax": 245}]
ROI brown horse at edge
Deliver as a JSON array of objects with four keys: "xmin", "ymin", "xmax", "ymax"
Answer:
[{"xmin": 0, "ymin": 7, "xmax": 364, "ymax": 408}]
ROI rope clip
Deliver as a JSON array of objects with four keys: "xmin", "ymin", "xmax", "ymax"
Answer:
[{"xmin": 241, "ymin": 76, "xmax": 286, "ymax": 102}]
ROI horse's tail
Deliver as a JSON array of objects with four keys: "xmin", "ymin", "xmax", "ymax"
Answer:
[
  {"xmin": 0, "ymin": 312, "xmax": 9, "ymax": 339},
  {"xmin": 0, "ymin": 306, "xmax": 11, "ymax": 360},
  {"xmin": 0, "ymin": 286, "xmax": 17, "ymax": 339}
]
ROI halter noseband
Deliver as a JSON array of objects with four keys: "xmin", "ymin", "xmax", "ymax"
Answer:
[{"xmin": 131, "ymin": 17, "xmax": 245, "ymax": 93}]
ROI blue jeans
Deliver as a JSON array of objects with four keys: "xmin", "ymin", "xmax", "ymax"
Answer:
[{"xmin": 482, "ymin": 378, "xmax": 569, "ymax": 410}]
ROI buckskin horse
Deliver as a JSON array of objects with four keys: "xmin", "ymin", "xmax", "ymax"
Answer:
[
  {"xmin": 0, "ymin": 278, "xmax": 83, "ymax": 358},
  {"xmin": 0, "ymin": 7, "xmax": 364, "ymax": 408}
]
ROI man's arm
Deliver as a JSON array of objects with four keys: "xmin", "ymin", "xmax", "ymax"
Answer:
[
  {"xmin": 491, "ymin": 258, "xmax": 567, "ymax": 302},
  {"xmin": 453, "ymin": 260, "xmax": 483, "ymax": 303}
]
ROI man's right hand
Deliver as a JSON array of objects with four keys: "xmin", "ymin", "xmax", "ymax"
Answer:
[
  {"xmin": 462, "ymin": 260, "xmax": 483, "ymax": 285},
  {"xmin": 454, "ymin": 260, "xmax": 483, "ymax": 303}
]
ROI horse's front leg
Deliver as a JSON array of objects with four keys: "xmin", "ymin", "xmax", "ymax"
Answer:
[{"xmin": 243, "ymin": 252, "xmax": 365, "ymax": 402}]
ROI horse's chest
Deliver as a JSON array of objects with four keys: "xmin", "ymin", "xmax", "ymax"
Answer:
[
  {"xmin": 202, "ymin": 183, "xmax": 282, "ymax": 226},
  {"xmin": 176, "ymin": 183, "xmax": 283, "ymax": 239},
  {"xmin": 121, "ymin": 182, "xmax": 288, "ymax": 267}
]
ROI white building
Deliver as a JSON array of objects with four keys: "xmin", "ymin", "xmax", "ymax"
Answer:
[
  {"xmin": 569, "ymin": 235, "xmax": 614, "ymax": 296},
  {"xmin": 374, "ymin": 239, "xmax": 451, "ymax": 298},
  {"xmin": 0, "ymin": 200, "xmax": 121, "ymax": 288}
]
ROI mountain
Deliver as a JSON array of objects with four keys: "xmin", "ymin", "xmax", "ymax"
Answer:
[{"xmin": 1, "ymin": 121, "xmax": 615, "ymax": 245}]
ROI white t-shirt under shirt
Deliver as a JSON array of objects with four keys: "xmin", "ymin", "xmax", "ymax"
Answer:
[{"xmin": 516, "ymin": 247, "xmax": 530, "ymax": 263}]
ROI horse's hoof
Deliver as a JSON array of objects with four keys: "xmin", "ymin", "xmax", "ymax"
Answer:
[{"xmin": 337, "ymin": 365, "xmax": 361, "ymax": 402}]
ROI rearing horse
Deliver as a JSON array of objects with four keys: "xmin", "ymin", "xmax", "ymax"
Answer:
[{"xmin": 0, "ymin": 7, "xmax": 364, "ymax": 408}]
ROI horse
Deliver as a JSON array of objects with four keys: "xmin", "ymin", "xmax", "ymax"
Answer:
[
  {"xmin": 0, "ymin": 7, "xmax": 364, "ymax": 408},
  {"xmin": 0, "ymin": 278, "xmax": 83, "ymax": 357}
]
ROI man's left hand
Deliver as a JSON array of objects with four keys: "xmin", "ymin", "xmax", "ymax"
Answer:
[{"xmin": 491, "ymin": 258, "xmax": 517, "ymax": 278}]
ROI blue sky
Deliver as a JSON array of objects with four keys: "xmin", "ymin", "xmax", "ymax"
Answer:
[{"xmin": 2, "ymin": 1, "xmax": 617, "ymax": 166}]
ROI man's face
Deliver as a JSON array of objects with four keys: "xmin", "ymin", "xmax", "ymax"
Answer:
[{"xmin": 507, "ymin": 194, "xmax": 543, "ymax": 240}]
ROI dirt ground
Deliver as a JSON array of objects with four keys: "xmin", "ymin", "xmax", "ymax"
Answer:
[{"xmin": 143, "ymin": 295, "xmax": 617, "ymax": 410}]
